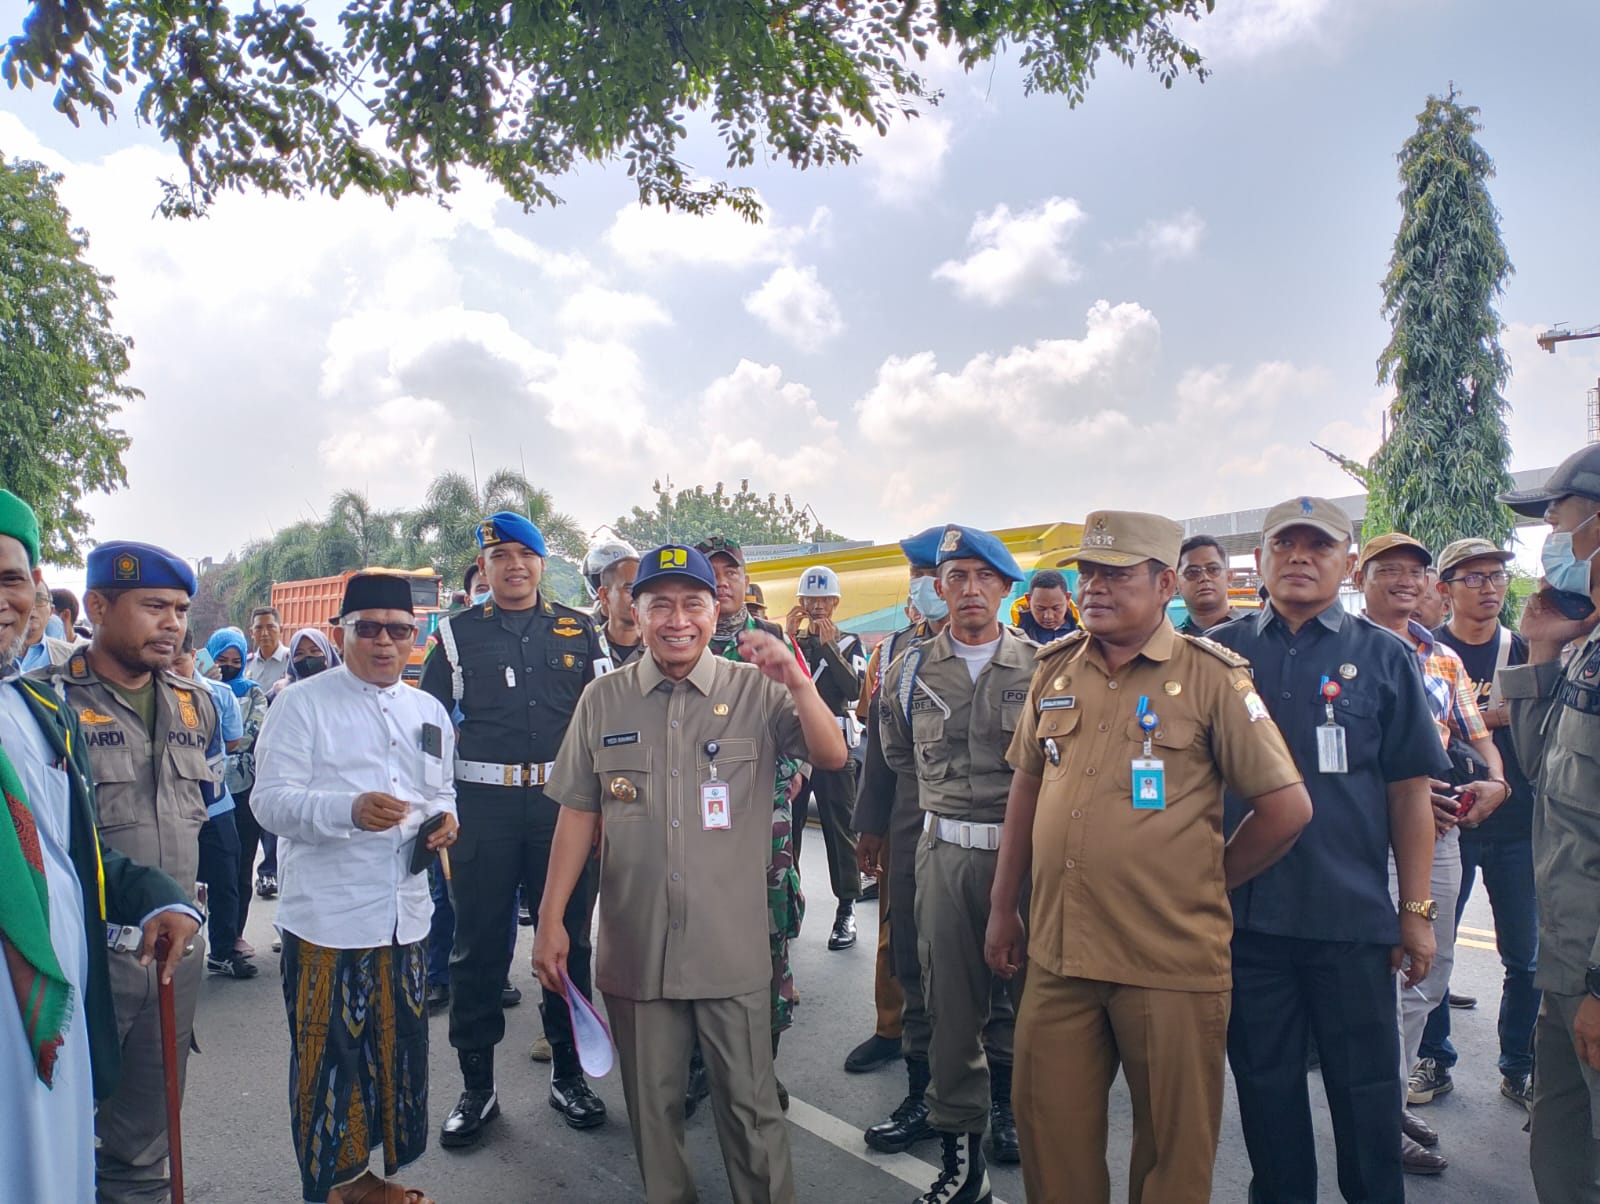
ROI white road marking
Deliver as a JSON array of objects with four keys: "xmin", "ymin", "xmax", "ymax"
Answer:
[{"xmin": 785, "ymin": 1096, "xmax": 1013, "ymax": 1204}]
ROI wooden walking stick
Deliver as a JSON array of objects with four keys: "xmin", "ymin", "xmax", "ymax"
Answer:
[{"xmin": 154, "ymin": 935, "xmax": 186, "ymax": 1204}]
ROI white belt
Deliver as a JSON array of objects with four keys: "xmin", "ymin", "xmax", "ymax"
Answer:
[
  {"xmin": 455, "ymin": 758, "xmax": 555, "ymax": 788},
  {"xmin": 924, "ymin": 812, "xmax": 1003, "ymax": 851}
]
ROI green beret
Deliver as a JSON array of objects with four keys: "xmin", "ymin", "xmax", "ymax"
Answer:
[{"xmin": 0, "ymin": 491, "xmax": 41, "ymax": 567}]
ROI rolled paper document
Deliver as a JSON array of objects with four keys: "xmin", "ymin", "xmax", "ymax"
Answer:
[{"xmin": 561, "ymin": 967, "xmax": 615, "ymax": 1077}]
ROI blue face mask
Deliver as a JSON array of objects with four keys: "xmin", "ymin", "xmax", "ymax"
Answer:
[
  {"xmin": 908, "ymin": 576, "xmax": 949, "ymax": 622},
  {"xmin": 1541, "ymin": 516, "xmax": 1599, "ymax": 596},
  {"xmin": 471, "ymin": 589, "xmax": 491, "ymax": 605}
]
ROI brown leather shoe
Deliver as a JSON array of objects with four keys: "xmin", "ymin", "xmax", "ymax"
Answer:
[
  {"xmin": 1402, "ymin": 1110, "xmax": 1439, "ymax": 1148},
  {"xmin": 1402, "ymin": 1134, "xmax": 1447, "ymax": 1175}
]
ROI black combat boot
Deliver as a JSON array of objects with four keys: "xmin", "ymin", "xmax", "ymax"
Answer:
[
  {"xmin": 864, "ymin": 1057, "xmax": 935, "ymax": 1153},
  {"xmin": 986, "ymin": 1060, "xmax": 1019, "ymax": 1163},
  {"xmin": 549, "ymin": 1041, "xmax": 607, "ymax": 1130},
  {"xmin": 916, "ymin": 1131, "xmax": 992, "ymax": 1204},
  {"xmin": 440, "ymin": 1048, "xmax": 500, "ymax": 1148}
]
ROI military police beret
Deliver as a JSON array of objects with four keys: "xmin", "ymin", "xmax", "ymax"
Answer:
[
  {"xmin": 898, "ymin": 526, "xmax": 945, "ymax": 571},
  {"xmin": 634, "ymin": 545, "xmax": 718, "ymax": 595},
  {"xmin": 0, "ymin": 490, "xmax": 41, "ymax": 567},
  {"xmin": 475, "ymin": 511, "xmax": 548, "ymax": 556},
  {"xmin": 935, "ymin": 525, "xmax": 1023, "ymax": 582},
  {"xmin": 86, "ymin": 541, "xmax": 197, "ymax": 595}
]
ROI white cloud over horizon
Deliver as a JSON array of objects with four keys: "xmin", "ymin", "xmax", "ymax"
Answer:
[
  {"xmin": 933, "ymin": 196, "xmax": 1087, "ymax": 305},
  {"xmin": 743, "ymin": 266, "xmax": 845, "ymax": 351}
]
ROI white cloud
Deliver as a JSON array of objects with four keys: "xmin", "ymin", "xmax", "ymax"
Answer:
[
  {"xmin": 557, "ymin": 286, "xmax": 671, "ymax": 338},
  {"xmin": 743, "ymin": 266, "xmax": 844, "ymax": 352},
  {"xmin": 688, "ymin": 361, "xmax": 847, "ymax": 487},
  {"xmin": 865, "ymin": 113, "xmax": 954, "ymax": 206},
  {"xmin": 605, "ymin": 195, "xmax": 829, "ymax": 271},
  {"xmin": 933, "ymin": 197, "xmax": 1086, "ymax": 305},
  {"xmin": 1134, "ymin": 210, "xmax": 1207, "ymax": 262},
  {"xmin": 319, "ymin": 397, "xmax": 449, "ymax": 475},
  {"xmin": 1189, "ymin": 0, "xmax": 1337, "ymax": 62}
]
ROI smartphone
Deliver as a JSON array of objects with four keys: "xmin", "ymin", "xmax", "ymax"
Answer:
[
  {"xmin": 421, "ymin": 722, "xmax": 443, "ymax": 758},
  {"xmin": 1546, "ymin": 587, "xmax": 1597, "ymax": 621},
  {"xmin": 409, "ymin": 811, "xmax": 447, "ymax": 875},
  {"xmin": 1454, "ymin": 788, "xmax": 1476, "ymax": 819}
]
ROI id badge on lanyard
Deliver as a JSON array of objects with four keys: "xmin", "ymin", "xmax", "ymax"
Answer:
[
  {"xmin": 1316, "ymin": 677, "xmax": 1349, "ymax": 774},
  {"xmin": 1132, "ymin": 695, "xmax": 1166, "ymax": 810},
  {"xmin": 701, "ymin": 740, "xmax": 730, "ymax": 831}
]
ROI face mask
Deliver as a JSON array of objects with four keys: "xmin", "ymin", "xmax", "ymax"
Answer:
[
  {"xmin": 293, "ymin": 655, "xmax": 327, "ymax": 678},
  {"xmin": 1541, "ymin": 515, "xmax": 1600, "ymax": 599},
  {"xmin": 218, "ymin": 663, "xmax": 242, "ymax": 682},
  {"xmin": 908, "ymin": 576, "xmax": 949, "ymax": 621},
  {"xmin": 471, "ymin": 589, "xmax": 491, "ymax": 605}
]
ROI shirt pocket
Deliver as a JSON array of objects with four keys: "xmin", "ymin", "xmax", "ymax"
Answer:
[
  {"xmin": 166, "ymin": 742, "xmax": 212, "ymax": 825},
  {"xmin": 1118, "ymin": 714, "xmax": 1201, "ymax": 797},
  {"xmin": 596, "ymin": 743, "xmax": 654, "ymax": 823},
  {"xmin": 1550, "ymin": 704, "xmax": 1600, "ymax": 814},
  {"xmin": 89, "ymin": 747, "xmax": 141, "ymax": 830},
  {"xmin": 1037, "ymin": 707, "xmax": 1082, "ymax": 782},
  {"xmin": 911, "ymin": 708, "xmax": 950, "ymax": 780},
  {"xmin": 1328, "ymin": 689, "xmax": 1384, "ymax": 773},
  {"xmin": 695, "ymin": 737, "xmax": 760, "ymax": 822}
]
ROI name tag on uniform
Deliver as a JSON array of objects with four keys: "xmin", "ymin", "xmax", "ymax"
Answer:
[
  {"xmin": 1316, "ymin": 724, "xmax": 1349, "ymax": 774},
  {"xmin": 1132, "ymin": 758, "xmax": 1166, "ymax": 810},
  {"xmin": 1040, "ymin": 696, "xmax": 1076, "ymax": 711},
  {"xmin": 603, "ymin": 732, "xmax": 639, "ymax": 747},
  {"xmin": 701, "ymin": 775, "xmax": 731, "ymax": 831}
]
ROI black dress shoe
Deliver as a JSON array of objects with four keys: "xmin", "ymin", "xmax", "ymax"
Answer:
[
  {"xmin": 844, "ymin": 1033, "xmax": 902, "ymax": 1074},
  {"xmin": 1402, "ymin": 1110, "xmax": 1439, "ymax": 1147},
  {"xmin": 1402, "ymin": 1134, "xmax": 1447, "ymax": 1174},
  {"xmin": 501, "ymin": 979, "xmax": 522, "ymax": 1008},
  {"xmin": 440, "ymin": 1089, "xmax": 500, "ymax": 1148},
  {"xmin": 828, "ymin": 911, "xmax": 858, "ymax": 950},
  {"xmin": 426, "ymin": 983, "xmax": 450, "ymax": 1012},
  {"xmin": 685, "ymin": 1049, "xmax": 710, "ymax": 1119},
  {"xmin": 1448, "ymin": 992, "xmax": 1477, "ymax": 1009},
  {"xmin": 550, "ymin": 1073, "xmax": 607, "ymax": 1129}
]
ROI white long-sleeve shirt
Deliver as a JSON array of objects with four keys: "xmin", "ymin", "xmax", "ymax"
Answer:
[{"xmin": 252, "ymin": 665, "xmax": 456, "ymax": 949}]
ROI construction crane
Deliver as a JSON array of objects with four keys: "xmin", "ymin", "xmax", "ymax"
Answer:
[{"xmin": 1538, "ymin": 323, "xmax": 1600, "ymax": 353}]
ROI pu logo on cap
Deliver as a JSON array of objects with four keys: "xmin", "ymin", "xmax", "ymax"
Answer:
[
  {"xmin": 940, "ymin": 528, "xmax": 961, "ymax": 553},
  {"xmin": 478, "ymin": 519, "xmax": 500, "ymax": 545},
  {"xmin": 1300, "ymin": 497, "xmax": 1314, "ymax": 515},
  {"xmin": 113, "ymin": 553, "xmax": 140, "ymax": 582},
  {"xmin": 661, "ymin": 548, "xmax": 687, "ymax": 568}
]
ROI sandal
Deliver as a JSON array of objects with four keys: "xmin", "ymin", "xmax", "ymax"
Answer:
[{"xmin": 328, "ymin": 1173, "xmax": 435, "ymax": 1204}]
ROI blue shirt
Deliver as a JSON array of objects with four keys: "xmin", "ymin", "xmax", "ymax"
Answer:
[
  {"xmin": 196, "ymin": 674, "xmax": 242, "ymax": 817},
  {"xmin": 1211, "ymin": 602, "xmax": 1450, "ymax": 945}
]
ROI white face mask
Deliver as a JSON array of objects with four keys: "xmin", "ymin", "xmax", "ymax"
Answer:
[
  {"xmin": 471, "ymin": 589, "xmax": 492, "ymax": 605},
  {"xmin": 908, "ymin": 576, "xmax": 948, "ymax": 621}
]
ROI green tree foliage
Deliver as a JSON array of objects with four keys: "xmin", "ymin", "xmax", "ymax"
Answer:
[
  {"xmin": 0, "ymin": 154, "xmax": 135, "ymax": 563},
  {"xmin": 615, "ymin": 479, "xmax": 843, "ymax": 549},
  {"xmin": 196, "ymin": 470, "xmax": 589, "ymax": 628},
  {"xmin": 4, "ymin": 1, "xmax": 1213, "ymax": 218},
  {"xmin": 1362, "ymin": 91, "xmax": 1515, "ymax": 552}
]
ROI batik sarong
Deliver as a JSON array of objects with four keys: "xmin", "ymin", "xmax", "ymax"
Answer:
[{"xmin": 280, "ymin": 933, "xmax": 429, "ymax": 1202}]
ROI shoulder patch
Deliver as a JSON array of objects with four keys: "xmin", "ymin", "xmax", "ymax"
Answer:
[
  {"xmin": 77, "ymin": 706, "xmax": 117, "ymax": 726},
  {"xmin": 1033, "ymin": 628, "xmax": 1089, "ymax": 663},
  {"xmin": 68, "ymin": 654, "xmax": 88, "ymax": 677},
  {"xmin": 1184, "ymin": 634, "xmax": 1251, "ymax": 670}
]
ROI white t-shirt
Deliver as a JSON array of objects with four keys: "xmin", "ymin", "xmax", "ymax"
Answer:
[{"xmin": 951, "ymin": 634, "xmax": 1002, "ymax": 683}]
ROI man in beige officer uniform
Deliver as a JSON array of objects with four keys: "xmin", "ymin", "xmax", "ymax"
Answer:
[
  {"xmin": 533, "ymin": 544, "xmax": 847, "ymax": 1204},
  {"xmin": 37, "ymin": 540, "xmax": 217, "ymax": 1204},
  {"xmin": 879, "ymin": 524, "xmax": 1037, "ymax": 1204},
  {"xmin": 985, "ymin": 511, "xmax": 1312, "ymax": 1204}
]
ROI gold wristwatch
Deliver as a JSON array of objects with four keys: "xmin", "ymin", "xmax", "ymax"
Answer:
[{"xmin": 1399, "ymin": 899, "xmax": 1439, "ymax": 921}]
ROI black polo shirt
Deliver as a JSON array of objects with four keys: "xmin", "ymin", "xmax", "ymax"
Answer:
[{"xmin": 1211, "ymin": 602, "xmax": 1449, "ymax": 946}]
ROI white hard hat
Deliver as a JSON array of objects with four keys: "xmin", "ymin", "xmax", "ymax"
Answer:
[
  {"xmin": 796, "ymin": 565, "xmax": 842, "ymax": 598},
  {"xmin": 581, "ymin": 539, "xmax": 640, "ymax": 598}
]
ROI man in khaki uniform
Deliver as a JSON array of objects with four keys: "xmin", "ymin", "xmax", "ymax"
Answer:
[
  {"xmin": 35, "ymin": 540, "xmax": 217, "ymax": 1204},
  {"xmin": 985, "ymin": 511, "xmax": 1312, "ymax": 1204},
  {"xmin": 879, "ymin": 524, "xmax": 1036, "ymax": 1204},
  {"xmin": 533, "ymin": 544, "xmax": 847, "ymax": 1204}
]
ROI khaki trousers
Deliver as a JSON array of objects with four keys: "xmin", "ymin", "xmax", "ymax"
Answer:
[
  {"xmin": 96, "ymin": 938, "xmax": 205, "ymax": 1203},
  {"xmin": 874, "ymin": 836, "xmax": 905, "ymax": 1039},
  {"xmin": 1531, "ymin": 991, "xmax": 1600, "ymax": 1203},
  {"xmin": 1014, "ymin": 967, "xmax": 1230, "ymax": 1204},
  {"xmin": 606, "ymin": 989, "xmax": 794, "ymax": 1204}
]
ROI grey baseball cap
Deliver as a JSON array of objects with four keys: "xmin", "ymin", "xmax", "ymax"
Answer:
[{"xmin": 1498, "ymin": 445, "xmax": 1600, "ymax": 518}]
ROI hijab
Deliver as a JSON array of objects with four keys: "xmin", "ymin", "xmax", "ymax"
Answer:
[
  {"xmin": 285, "ymin": 628, "xmax": 340, "ymax": 682},
  {"xmin": 203, "ymin": 627, "xmax": 258, "ymax": 698}
]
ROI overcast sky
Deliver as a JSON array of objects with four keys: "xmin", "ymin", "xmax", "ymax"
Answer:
[{"xmin": 6, "ymin": 0, "xmax": 1600, "ymax": 585}]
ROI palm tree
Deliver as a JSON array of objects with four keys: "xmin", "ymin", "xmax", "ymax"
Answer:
[{"xmin": 407, "ymin": 469, "xmax": 588, "ymax": 582}]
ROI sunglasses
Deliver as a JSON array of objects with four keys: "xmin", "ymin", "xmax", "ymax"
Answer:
[{"xmin": 343, "ymin": 620, "xmax": 417, "ymax": 641}]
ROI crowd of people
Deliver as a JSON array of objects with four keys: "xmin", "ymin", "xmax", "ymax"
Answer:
[{"xmin": 4, "ymin": 443, "xmax": 1600, "ymax": 1204}]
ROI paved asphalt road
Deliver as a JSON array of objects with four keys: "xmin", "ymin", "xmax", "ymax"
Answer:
[{"xmin": 179, "ymin": 838, "xmax": 1538, "ymax": 1202}]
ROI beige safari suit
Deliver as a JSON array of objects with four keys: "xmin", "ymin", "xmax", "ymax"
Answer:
[
  {"xmin": 37, "ymin": 651, "xmax": 216, "ymax": 1204},
  {"xmin": 879, "ymin": 625, "xmax": 1037, "ymax": 1136},
  {"xmin": 1006, "ymin": 622, "xmax": 1301, "ymax": 1204},
  {"xmin": 546, "ymin": 648, "xmax": 806, "ymax": 1204}
]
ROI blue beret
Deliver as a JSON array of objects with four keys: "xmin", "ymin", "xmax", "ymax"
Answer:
[
  {"xmin": 634, "ymin": 545, "xmax": 717, "ymax": 595},
  {"xmin": 86, "ymin": 541, "xmax": 197, "ymax": 595},
  {"xmin": 934, "ymin": 524, "xmax": 1023, "ymax": 582},
  {"xmin": 475, "ymin": 511, "xmax": 547, "ymax": 556},
  {"xmin": 898, "ymin": 526, "xmax": 945, "ymax": 571}
]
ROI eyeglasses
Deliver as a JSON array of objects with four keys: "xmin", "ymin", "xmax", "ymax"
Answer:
[
  {"xmin": 1444, "ymin": 570, "xmax": 1510, "ymax": 589},
  {"xmin": 343, "ymin": 620, "xmax": 417, "ymax": 641},
  {"xmin": 1180, "ymin": 565, "xmax": 1225, "ymax": 581}
]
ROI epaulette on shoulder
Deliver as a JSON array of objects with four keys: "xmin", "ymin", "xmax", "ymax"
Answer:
[
  {"xmin": 1004, "ymin": 624, "xmax": 1039, "ymax": 649},
  {"xmin": 1184, "ymin": 633, "xmax": 1251, "ymax": 669},
  {"xmin": 1033, "ymin": 629, "xmax": 1089, "ymax": 663},
  {"xmin": 550, "ymin": 599, "xmax": 597, "ymax": 625}
]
